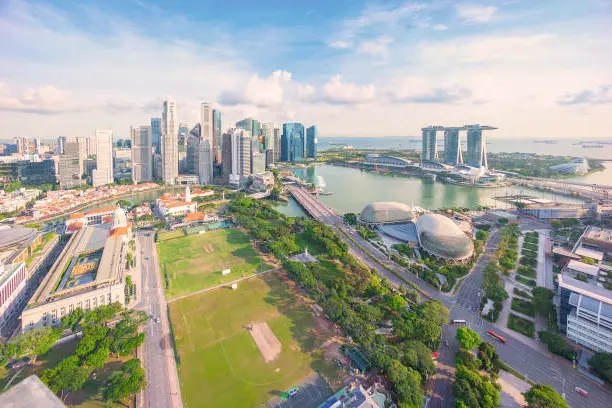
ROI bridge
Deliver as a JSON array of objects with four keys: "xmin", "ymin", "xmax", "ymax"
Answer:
[
  {"xmin": 287, "ymin": 186, "xmax": 439, "ymax": 301},
  {"xmin": 507, "ymin": 176, "xmax": 611, "ymax": 201}
]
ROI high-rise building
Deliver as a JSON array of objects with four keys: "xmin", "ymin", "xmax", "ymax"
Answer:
[
  {"xmin": 131, "ymin": 126, "xmax": 153, "ymax": 182},
  {"xmin": 465, "ymin": 125, "xmax": 495, "ymax": 168},
  {"xmin": 153, "ymin": 153, "xmax": 162, "ymax": 180},
  {"xmin": 151, "ymin": 118, "xmax": 162, "ymax": 154},
  {"xmin": 221, "ymin": 132, "xmax": 232, "ymax": 185},
  {"xmin": 261, "ymin": 123, "xmax": 274, "ymax": 151},
  {"xmin": 186, "ymin": 135, "xmax": 200, "ymax": 174},
  {"xmin": 14, "ymin": 137, "xmax": 28, "ymax": 155},
  {"xmin": 199, "ymin": 102, "xmax": 213, "ymax": 181},
  {"xmin": 251, "ymin": 152, "xmax": 265, "ymax": 174},
  {"xmin": 421, "ymin": 126, "xmax": 441, "ymax": 163},
  {"xmin": 32, "ymin": 138, "xmax": 41, "ymax": 155},
  {"xmin": 212, "ymin": 109, "xmax": 222, "ymax": 163},
  {"xmin": 86, "ymin": 135, "xmax": 97, "ymax": 157},
  {"xmin": 229, "ymin": 128, "xmax": 251, "ymax": 185},
  {"xmin": 236, "ymin": 117, "xmax": 261, "ymax": 137},
  {"xmin": 198, "ymin": 139, "xmax": 213, "ymax": 185},
  {"xmin": 58, "ymin": 139, "xmax": 84, "ymax": 189},
  {"xmin": 57, "ymin": 136, "xmax": 67, "ymax": 155},
  {"xmin": 265, "ymin": 148, "xmax": 274, "ymax": 168},
  {"xmin": 178, "ymin": 122, "xmax": 189, "ymax": 146},
  {"xmin": 443, "ymin": 127, "xmax": 463, "ymax": 166},
  {"xmin": 306, "ymin": 125, "xmax": 318, "ymax": 159},
  {"xmin": 161, "ymin": 98, "xmax": 178, "ymax": 185},
  {"xmin": 273, "ymin": 127, "xmax": 281, "ymax": 162},
  {"xmin": 281, "ymin": 123, "xmax": 305, "ymax": 162},
  {"xmin": 92, "ymin": 129, "xmax": 114, "ymax": 187}
]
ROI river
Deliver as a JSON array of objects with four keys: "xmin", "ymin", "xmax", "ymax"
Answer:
[{"xmin": 274, "ymin": 162, "xmax": 612, "ymax": 217}]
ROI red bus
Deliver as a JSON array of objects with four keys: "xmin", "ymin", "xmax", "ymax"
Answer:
[{"xmin": 487, "ymin": 330, "xmax": 507, "ymax": 344}]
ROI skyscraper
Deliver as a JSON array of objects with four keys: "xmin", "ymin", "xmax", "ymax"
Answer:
[
  {"xmin": 151, "ymin": 118, "xmax": 161, "ymax": 154},
  {"xmin": 199, "ymin": 102, "xmax": 213, "ymax": 182},
  {"xmin": 261, "ymin": 123, "xmax": 274, "ymax": 151},
  {"xmin": 85, "ymin": 135, "xmax": 97, "ymax": 157},
  {"xmin": 186, "ymin": 135, "xmax": 200, "ymax": 174},
  {"xmin": 221, "ymin": 132, "xmax": 232, "ymax": 185},
  {"xmin": 212, "ymin": 109, "xmax": 222, "ymax": 163},
  {"xmin": 306, "ymin": 125, "xmax": 318, "ymax": 159},
  {"xmin": 162, "ymin": 98, "xmax": 178, "ymax": 185},
  {"xmin": 178, "ymin": 122, "xmax": 189, "ymax": 145},
  {"xmin": 236, "ymin": 118, "xmax": 253, "ymax": 134},
  {"xmin": 131, "ymin": 126, "xmax": 153, "ymax": 182},
  {"xmin": 421, "ymin": 126, "xmax": 441, "ymax": 163},
  {"xmin": 443, "ymin": 127, "xmax": 463, "ymax": 166},
  {"xmin": 198, "ymin": 139, "xmax": 213, "ymax": 184},
  {"xmin": 57, "ymin": 136, "xmax": 67, "ymax": 155},
  {"xmin": 282, "ymin": 123, "xmax": 305, "ymax": 162},
  {"xmin": 465, "ymin": 124, "xmax": 496, "ymax": 168},
  {"xmin": 58, "ymin": 139, "xmax": 84, "ymax": 189},
  {"xmin": 229, "ymin": 128, "xmax": 251, "ymax": 185},
  {"xmin": 92, "ymin": 129, "xmax": 113, "ymax": 187},
  {"xmin": 14, "ymin": 137, "xmax": 28, "ymax": 154},
  {"xmin": 273, "ymin": 127, "xmax": 281, "ymax": 162}
]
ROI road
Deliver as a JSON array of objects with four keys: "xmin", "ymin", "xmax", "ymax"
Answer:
[
  {"xmin": 289, "ymin": 187, "xmax": 612, "ymax": 408},
  {"xmin": 137, "ymin": 231, "xmax": 183, "ymax": 408}
]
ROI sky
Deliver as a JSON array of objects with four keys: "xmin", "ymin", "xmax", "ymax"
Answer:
[{"xmin": 1, "ymin": 0, "xmax": 611, "ymax": 140}]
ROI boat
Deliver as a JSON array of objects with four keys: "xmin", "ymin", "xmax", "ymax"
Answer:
[
  {"xmin": 534, "ymin": 140, "xmax": 558, "ymax": 144},
  {"xmin": 583, "ymin": 144, "xmax": 604, "ymax": 148}
]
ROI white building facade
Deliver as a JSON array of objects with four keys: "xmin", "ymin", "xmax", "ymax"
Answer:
[
  {"xmin": 92, "ymin": 129, "xmax": 114, "ymax": 187},
  {"xmin": 131, "ymin": 126, "xmax": 153, "ymax": 182},
  {"xmin": 0, "ymin": 262, "xmax": 27, "ymax": 333},
  {"xmin": 198, "ymin": 139, "xmax": 213, "ymax": 185},
  {"xmin": 162, "ymin": 98, "xmax": 178, "ymax": 185}
]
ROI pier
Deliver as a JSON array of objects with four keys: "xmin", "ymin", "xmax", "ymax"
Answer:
[{"xmin": 506, "ymin": 176, "xmax": 611, "ymax": 201}]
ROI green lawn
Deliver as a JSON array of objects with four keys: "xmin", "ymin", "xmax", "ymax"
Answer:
[
  {"xmin": 157, "ymin": 229, "xmax": 269, "ymax": 299},
  {"xmin": 157, "ymin": 229, "xmax": 186, "ymax": 242},
  {"xmin": 294, "ymin": 232, "xmax": 326, "ymax": 256},
  {"xmin": 169, "ymin": 272, "xmax": 334, "ymax": 408}
]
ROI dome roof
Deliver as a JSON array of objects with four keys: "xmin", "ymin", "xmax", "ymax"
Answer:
[
  {"xmin": 415, "ymin": 214, "xmax": 474, "ymax": 260},
  {"xmin": 111, "ymin": 206, "xmax": 128, "ymax": 230},
  {"xmin": 359, "ymin": 202, "xmax": 415, "ymax": 224},
  {"xmin": 0, "ymin": 226, "xmax": 38, "ymax": 250}
]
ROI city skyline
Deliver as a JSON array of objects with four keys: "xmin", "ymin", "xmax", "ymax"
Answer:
[{"xmin": 0, "ymin": 0, "xmax": 611, "ymax": 140}]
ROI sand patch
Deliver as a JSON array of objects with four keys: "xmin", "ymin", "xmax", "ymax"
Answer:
[{"xmin": 249, "ymin": 322, "xmax": 282, "ymax": 363}]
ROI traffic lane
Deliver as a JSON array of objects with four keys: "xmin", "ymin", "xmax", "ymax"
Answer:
[
  {"xmin": 429, "ymin": 325, "xmax": 459, "ymax": 408},
  {"xmin": 450, "ymin": 306, "xmax": 612, "ymax": 408}
]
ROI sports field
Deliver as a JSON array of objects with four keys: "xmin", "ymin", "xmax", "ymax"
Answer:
[
  {"xmin": 156, "ymin": 229, "xmax": 269, "ymax": 299},
  {"xmin": 169, "ymin": 272, "xmax": 332, "ymax": 408}
]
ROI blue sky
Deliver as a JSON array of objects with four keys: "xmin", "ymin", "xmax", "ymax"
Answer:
[{"xmin": 1, "ymin": 0, "xmax": 611, "ymax": 139}]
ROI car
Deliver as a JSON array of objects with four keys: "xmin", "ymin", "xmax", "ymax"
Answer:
[
  {"xmin": 154, "ymin": 317, "xmax": 160, "ymax": 323},
  {"xmin": 444, "ymin": 340, "xmax": 449, "ymax": 347},
  {"xmin": 575, "ymin": 387, "xmax": 588, "ymax": 397}
]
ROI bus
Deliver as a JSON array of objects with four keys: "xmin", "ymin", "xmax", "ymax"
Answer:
[
  {"xmin": 451, "ymin": 319, "xmax": 467, "ymax": 326},
  {"xmin": 487, "ymin": 330, "xmax": 507, "ymax": 344}
]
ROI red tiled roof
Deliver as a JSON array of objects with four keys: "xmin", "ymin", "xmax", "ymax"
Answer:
[
  {"xmin": 184, "ymin": 212, "xmax": 205, "ymax": 222},
  {"xmin": 86, "ymin": 206, "xmax": 116, "ymax": 215},
  {"xmin": 69, "ymin": 212, "xmax": 85, "ymax": 220}
]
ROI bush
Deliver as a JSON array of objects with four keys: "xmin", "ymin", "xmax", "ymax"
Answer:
[
  {"xmin": 538, "ymin": 331, "xmax": 574, "ymax": 360},
  {"xmin": 508, "ymin": 314, "xmax": 535, "ymax": 338},
  {"xmin": 517, "ymin": 266, "xmax": 536, "ymax": 278},
  {"xmin": 516, "ymin": 276, "xmax": 536, "ymax": 287},
  {"xmin": 511, "ymin": 298, "xmax": 535, "ymax": 317},
  {"xmin": 513, "ymin": 288, "xmax": 532, "ymax": 298}
]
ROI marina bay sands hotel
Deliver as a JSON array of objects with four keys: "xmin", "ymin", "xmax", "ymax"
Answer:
[{"xmin": 421, "ymin": 124, "xmax": 496, "ymax": 168}]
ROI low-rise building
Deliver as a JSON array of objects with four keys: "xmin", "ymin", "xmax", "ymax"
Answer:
[
  {"xmin": 64, "ymin": 206, "xmax": 116, "ymax": 233},
  {"xmin": 156, "ymin": 186, "xmax": 197, "ymax": 219},
  {"xmin": 251, "ymin": 171, "xmax": 275, "ymax": 192},
  {"xmin": 21, "ymin": 207, "xmax": 131, "ymax": 332},
  {"xmin": 0, "ymin": 188, "xmax": 41, "ymax": 213},
  {"xmin": 0, "ymin": 261, "xmax": 27, "ymax": 334}
]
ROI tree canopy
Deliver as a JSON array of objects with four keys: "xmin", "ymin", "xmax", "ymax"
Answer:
[
  {"xmin": 588, "ymin": 352, "xmax": 612, "ymax": 383},
  {"xmin": 456, "ymin": 326, "xmax": 481, "ymax": 350},
  {"xmin": 523, "ymin": 384, "xmax": 569, "ymax": 408}
]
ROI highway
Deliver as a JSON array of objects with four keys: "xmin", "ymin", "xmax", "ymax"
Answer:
[
  {"xmin": 289, "ymin": 186, "xmax": 612, "ymax": 408},
  {"xmin": 136, "ymin": 231, "xmax": 183, "ymax": 408}
]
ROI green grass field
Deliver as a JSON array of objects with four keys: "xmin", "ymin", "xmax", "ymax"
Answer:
[
  {"xmin": 157, "ymin": 229, "xmax": 186, "ymax": 241},
  {"xmin": 170, "ymin": 272, "xmax": 333, "ymax": 408},
  {"xmin": 157, "ymin": 229, "xmax": 269, "ymax": 299}
]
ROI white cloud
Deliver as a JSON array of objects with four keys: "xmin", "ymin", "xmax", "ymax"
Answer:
[
  {"xmin": 322, "ymin": 75, "xmax": 376, "ymax": 105},
  {"xmin": 329, "ymin": 40, "xmax": 352, "ymax": 49},
  {"xmin": 358, "ymin": 36, "xmax": 394, "ymax": 56},
  {"xmin": 218, "ymin": 70, "xmax": 292, "ymax": 107},
  {"xmin": 558, "ymin": 84, "xmax": 612, "ymax": 105},
  {"xmin": 0, "ymin": 83, "xmax": 80, "ymax": 114},
  {"xmin": 456, "ymin": 4, "xmax": 498, "ymax": 23},
  {"xmin": 385, "ymin": 78, "xmax": 472, "ymax": 103},
  {"xmin": 433, "ymin": 24, "xmax": 448, "ymax": 31}
]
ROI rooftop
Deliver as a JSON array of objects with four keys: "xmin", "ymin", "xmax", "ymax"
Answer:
[
  {"xmin": 566, "ymin": 260, "xmax": 600, "ymax": 277},
  {"xmin": 0, "ymin": 226, "xmax": 39, "ymax": 249},
  {"xmin": 575, "ymin": 247, "xmax": 604, "ymax": 262},
  {"xmin": 0, "ymin": 375, "xmax": 65, "ymax": 408},
  {"xmin": 360, "ymin": 202, "xmax": 415, "ymax": 224},
  {"xmin": 584, "ymin": 226, "xmax": 612, "ymax": 243}
]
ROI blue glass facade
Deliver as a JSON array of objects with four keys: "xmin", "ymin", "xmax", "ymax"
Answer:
[
  {"xmin": 306, "ymin": 125, "xmax": 318, "ymax": 159},
  {"xmin": 151, "ymin": 117, "xmax": 161, "ymax": 154},
  {"xmin": 421, "ymin": 128, "xmax": 438, "ymax": 162},
  {"xmin": 466, "ymin": 129, "xmax": 487, "ymax": 168},
  {"xmin": 281, "ymin": 123, "xmax": 305, "ymax": 162},
  {"xmin": 443, "ymin": 129, "xmax": 462, "ymax": 165}
]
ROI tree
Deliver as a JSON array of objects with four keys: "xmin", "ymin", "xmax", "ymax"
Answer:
[
  {"xmin": 17, "ymin": 327, "xmax": 62, "ymax": 357},
  {"xmin": 403, "ymin": 341, "xmax": 436, "ymax": 377},
  {"xmin": 532, "ymin": 287, "xmax": 554, "ymax": 316},
  {"xmin": 0, "ymin": 342, "xmax": 18, "ymax": 365},
  {"xmin": 385, "ymin": 294, "xmax": 408, "ymax": 312},
  {"xmin": 103, "ymin": 358, "xmax": 147, "ymax": 404},
  {"xmin": 581, "ymin": 257, "xmax": 595, "ymax": 265},
  {"xmin": 456, "ymin": 326, "xmax": 481, "ymax": 350},
  {"xmin": 550, "ymin": 220, "xmax": 562, "ymax": 230},
  {"xmin": 538, "ymin": 331, "xmax": 574, "ymax": 360},
  {"xmin": 523, "ymin": 384, "xmax": 569, "ymax": 408},
  {"xmin": 588, "ymin": 352, "xmax": 612, "ymax": 382},
  {"xmin": 84, "ymin": 346, "xmax": 110, "ymax": 369},
  {"xmin": 415, "ymin": 300, "xmax": 449, "ymax": 326},
  {"xmin": 455, "ymin": 349, "xmax": 481, "ymax": 371},
  {"xmin": 343, "ymin": 213, "xmax": 358, "ymax": 226},
  {"xmin": 386, "ymin": 360, "xmax": 423, "ymax": 408},
  {"xmin": 477, "ymin": 342, "xmax": 500, "ymax": 372},
  {"xmin": 414, "ymin": 319, "xmax": 442, "ymax": 346},
  {"xmin": 61, "ymin": 308, "xmax": 84, "ymax": 331},
  {"xmin": 41, "ymin": 356, "xmax": 88, "ymax": 401},
  {"xmin": 475, "ymin": 230, "xmax": 490, "ymax": 241}
]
